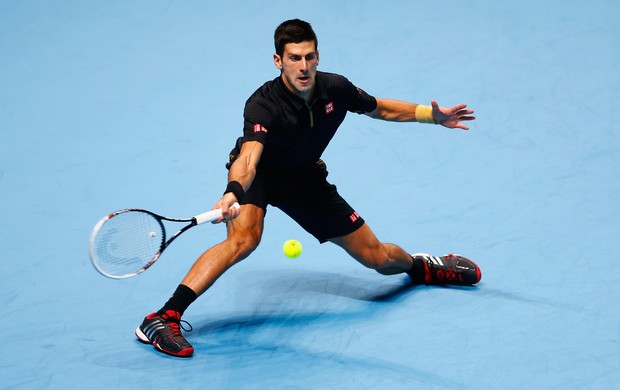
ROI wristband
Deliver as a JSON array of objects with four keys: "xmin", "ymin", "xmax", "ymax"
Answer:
[
  {"xmin": 224, "ymin": 181, "xmax": 244, "ymax": 202},
  {"xmin": 415, "ymin": 104, "xmax": 436, "ymax": 124}
]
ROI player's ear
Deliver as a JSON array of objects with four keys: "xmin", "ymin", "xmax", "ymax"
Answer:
[{"xmin": 274, "ymin": 54, "xmax": 282, "ymax": 70}]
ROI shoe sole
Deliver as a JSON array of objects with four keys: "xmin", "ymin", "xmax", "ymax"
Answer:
[{"xmin": 135, "ymin": 327, "xmax": 151, "ymax": 344}]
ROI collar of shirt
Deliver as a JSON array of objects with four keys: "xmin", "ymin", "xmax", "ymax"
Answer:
[{"xmin": 275, "ymin": 72, "xmax": 330, "ymax": 109}]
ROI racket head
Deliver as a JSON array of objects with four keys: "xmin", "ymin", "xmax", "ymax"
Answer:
[{"xmin": 89, "ymin": 209, "xmax": 166, "ymax": 279}]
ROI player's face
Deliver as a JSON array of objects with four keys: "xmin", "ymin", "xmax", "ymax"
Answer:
[{"xmin": 274, "ymin": 41, "xmax": 319, "ymax": 102}]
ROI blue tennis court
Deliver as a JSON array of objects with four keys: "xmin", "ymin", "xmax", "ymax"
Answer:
[{"xmin": 2, "ymin": 1, "xmax": 618, "ymax": 388}]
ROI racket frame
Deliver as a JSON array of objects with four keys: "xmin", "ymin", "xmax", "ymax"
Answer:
[{"xmin": 89, "ymin": 204, "xmax": 238, "ymax": 279}]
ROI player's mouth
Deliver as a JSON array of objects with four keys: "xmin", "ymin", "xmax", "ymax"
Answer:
[{"xmin": 298, "ymin": 76, "xmax": 311, "ymax": 84}]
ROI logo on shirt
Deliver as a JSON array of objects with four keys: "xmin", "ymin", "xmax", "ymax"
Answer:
[
  {"xmin": 349, "ymin": 211, "xmax": 360, "ymax": 223},
  {"xmin": 325, "ymin": 101, "xmax": 334, "ymax": 115},
  {"xmin": 253, "ymin": 124, "xmax": 268, "ymax": 134}
]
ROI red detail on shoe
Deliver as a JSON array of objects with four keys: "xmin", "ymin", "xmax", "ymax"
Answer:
[
  {"xmin": 159, "ymin": 310, "xmax": 194, "ymax": 357},
  {"xmin": 161, "ymin": 310, "xmax": 183, "ymax": 336},
  {"xmin": 447, "ymin": 254, "xmax": 482, "ymax": 284},
  {"xmin": 423, "ymin": 260, "xmax": 432, "ymax": 284},
  {"xmin": 419, "ymin": 253, "xmax": 482, "ymax": 286},
  {"xmin": 137, "ymin": 310, "xmax": 194, "ymax": 357},
  {"xmin": 162, "ymin": 309, "xmax": 181, "ymax": 320},
  {"xmin": 153, "ymin": 341, "xmax": 194, "ymax": 358},
  {"xmin": 145, "ymin": 312, "xmax": 158, "ymax": 320}
]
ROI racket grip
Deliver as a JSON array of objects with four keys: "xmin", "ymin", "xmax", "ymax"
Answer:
[{"xmin": 194, "ymin": 202, "xmax": 240, "ymax": 225}]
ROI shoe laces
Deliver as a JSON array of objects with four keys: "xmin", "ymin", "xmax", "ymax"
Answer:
[{"xmin": 161, "ymin": 311, "xmax": 193, "ymax": 336}]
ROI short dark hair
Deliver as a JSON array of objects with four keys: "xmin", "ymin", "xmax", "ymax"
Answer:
[{"xmin": 274, "ymin": 19, "xmax": 318, "ymax": 56}]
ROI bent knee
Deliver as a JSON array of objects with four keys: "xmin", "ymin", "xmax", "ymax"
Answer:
[
  {"xmin": 357, "ymin": 244, "xmax": 408, "ymax": 274},
  {"xmin": 356, "ymin": 245, "xmax": 392, "ymax": 270},
  {"xmin": 228, "ymin": 230, "xmax": 261, "ymax": 259}
]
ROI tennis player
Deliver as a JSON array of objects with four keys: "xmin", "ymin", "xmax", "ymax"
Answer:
[{"xmin": 136, "ymin": 19, "xmax": 481, "ymax": 357}]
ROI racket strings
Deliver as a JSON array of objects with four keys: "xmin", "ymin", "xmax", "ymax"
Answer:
[{"xmin": 92, "ymin": 211, "xmax": 164, "ymax": 277}]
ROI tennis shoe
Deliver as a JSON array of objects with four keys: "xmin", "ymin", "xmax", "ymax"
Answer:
[
  {"xmin": 410, "ymin": 253, "xmax": 482, "ymax": 286},
  {"xmin": 135, "ymin": 310, "xmax": 194, "ymax": 357}
]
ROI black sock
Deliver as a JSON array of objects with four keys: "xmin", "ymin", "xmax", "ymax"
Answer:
[
  {"xmin": 157, "ymin": 284, "xmax": 198, "ymax": 316},
  {"xmin": 407, "ymin": 256, "xmax": 427, "ymax": 284}
]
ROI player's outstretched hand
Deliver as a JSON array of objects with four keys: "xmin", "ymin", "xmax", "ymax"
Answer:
[{"xmin": 431, "ymin": 100, "xmax": 475, "ymax": 130}]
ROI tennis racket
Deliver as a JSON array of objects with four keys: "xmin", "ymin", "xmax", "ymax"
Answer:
[{"xmin": 89, "ymin": 203, "xmax": 240, "ymax": 279}]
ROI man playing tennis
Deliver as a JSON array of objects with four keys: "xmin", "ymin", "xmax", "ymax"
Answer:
[{"xmin": 136, "ymin": 19, "xmax": 481, "ymax": 357}]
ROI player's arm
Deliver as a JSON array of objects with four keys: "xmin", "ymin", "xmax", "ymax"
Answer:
[
  {"xmin": 228, "ymin": 140, "xmax": 263, "ymax": 192},
  {"xmin": 365, "ymin": 98, "xmax": 475, "ymax": 130},
  {"xmin": 215, "ymin": 140, "xmax": 264, "ymax": 221}
]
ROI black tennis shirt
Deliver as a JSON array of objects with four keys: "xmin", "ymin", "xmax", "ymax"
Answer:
[{"xmin": 229, "ymin": 71, "xmax": 377, "ymax": 173}]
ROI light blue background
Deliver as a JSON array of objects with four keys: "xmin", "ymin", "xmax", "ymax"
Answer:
[{"xmin": 2, "ymin": 1, "xmax": 618, "ymax": 388}]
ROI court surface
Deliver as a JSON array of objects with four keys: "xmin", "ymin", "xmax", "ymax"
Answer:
[{"xmin": 1, "ymin": 1, "xmax": 618, "ymax": 389}]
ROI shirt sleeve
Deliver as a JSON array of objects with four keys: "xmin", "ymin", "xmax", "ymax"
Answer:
[
  {"xmin": 241, "ymin": 99, "xmax": 273, "ymax": 145},
  {"xmin": 341, "ymin": 77, "xmax": 377, "ymax": 114}
]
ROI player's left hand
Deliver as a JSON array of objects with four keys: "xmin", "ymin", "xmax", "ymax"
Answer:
[{"xmin": 431, "ymin": 100, "xmax": 475, "ymax": 130}]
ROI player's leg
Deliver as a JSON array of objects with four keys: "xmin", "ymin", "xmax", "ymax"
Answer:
[
  {"xmin": 277, "ymin": 161, "xmax": 481, "ymax": 285},
  {"xmin": 274, "ymin": 165, "xmax": 417, "ymax": 276},
  {"xmin": 328, "ymin": 223, "xmax": 413, "ymax": 275},
  {"xmin": 329, "ymin": 223, "xmax": 481, "ymax": 286},
  {"xmin": 181, "ymin": 203, "xmax": 265, "ymax": 296},
  {"xmin": 136, "ymin": 204, "xmax": 265, "ymax": 357}
]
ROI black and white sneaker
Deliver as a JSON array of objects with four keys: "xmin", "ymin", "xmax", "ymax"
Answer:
[
  {"xmin": 135, "ymin": 310, "xmax": 194, "ymax": 357},
  {"xmin": 410, "ymin": 253, "xmax": 482, "ymax": 286}
]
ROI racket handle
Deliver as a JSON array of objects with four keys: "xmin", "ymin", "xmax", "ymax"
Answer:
[{"xmin": 193, "ymin": 202, "xmax": 240, "ymax": 225}]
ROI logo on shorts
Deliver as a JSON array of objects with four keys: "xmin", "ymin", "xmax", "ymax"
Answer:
[
  {"xmin": 253, "ymin": 124, "xmax": 268, "ymax": 133},
  {"xmin": 349, "ymin": 211, "xmax": 360, "ymax": 223},
  {"xmin": 325, "ymin": 101, "xmax": 334, "ymax": 115}
]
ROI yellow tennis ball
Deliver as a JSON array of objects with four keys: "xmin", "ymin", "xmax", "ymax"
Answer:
[{"xmin": 283, "ymin": 239, "xmax": 302, "ymax": 258}]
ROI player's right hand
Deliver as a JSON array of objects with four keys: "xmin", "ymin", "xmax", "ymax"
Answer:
[{"xmin": 213, "ymin": 193, "xmax": 241, "ymax": 224}]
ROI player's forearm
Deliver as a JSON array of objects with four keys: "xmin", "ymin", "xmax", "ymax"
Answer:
[
  {"xmin": 221, "ymin": 160, "xmax": 255, "ymax": 205},
  {"xmin": 228, "ymin": 157, "xmax": 257, "ymax": 192},
  {"xmin": 368, "ymin": 98, "xmax": 428, "ymax": 122},
  {"xmin": 227, "ymin": 140, "xmax": 263, "ymax": 194}
]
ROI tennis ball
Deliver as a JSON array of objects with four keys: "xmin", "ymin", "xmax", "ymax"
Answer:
[{"xmin": 283, "ymin": 239, "xmax": 302, "ymax": 258}]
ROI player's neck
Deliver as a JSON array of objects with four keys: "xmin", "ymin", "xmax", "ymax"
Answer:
[{"xmin": 280, "ymin": 75, "xmax": 315, "ymax": 103}]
